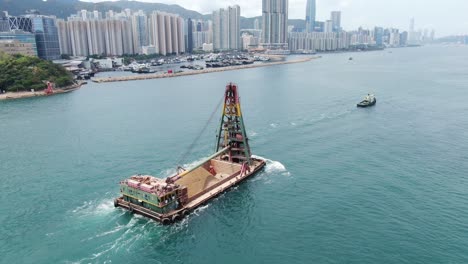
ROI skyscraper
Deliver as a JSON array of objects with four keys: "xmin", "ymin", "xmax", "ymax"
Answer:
[
  {"xmin": 212, "ymin": 5, "xmax": 240, "ymax": 50},
  {"xmin": 29, "ymin": 15, "xmax": 61, "ymax": 60},
  {"xmin": 254, "ymin": 18, "xmax": 260, "ymax": 30},
  {"xmin": 187, "ymin": 18, "xmax": 193, "ymax": 53},
  {"xmin": 262, "ymin": 0, "xmax": 288, "ymax": 48},
  {"xmin": 331, "ymin": 11, "xmax": 341, "ymax": 32},
  {"xmin": 305, "ymin": 0, "xmax": 315, "ymax": 33},
  {"xmin": 131, "ymin": 11, "xmax": 148, "ymax": 54},
  {"xmin": 374, "ymin": 27, "xmax": 384, "ymax": 46}
]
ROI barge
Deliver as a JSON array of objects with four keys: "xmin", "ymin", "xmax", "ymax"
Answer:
[{"xmin": 114, "ymin": 83, "xmax": 266, "ymax": 224}]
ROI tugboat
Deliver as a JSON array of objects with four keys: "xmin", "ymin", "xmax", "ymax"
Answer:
[
  {"xmin": 114, "ymin": 83, "xmax": 266, "ymax": 224},
  {"xmin": 357, "ymin": 94, "xmax": 377, "ymax": 107}
]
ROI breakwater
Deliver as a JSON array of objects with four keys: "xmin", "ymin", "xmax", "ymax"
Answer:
[{"xmin": 91, "ymin": 56, "xmax": 317, "ymax": 83}]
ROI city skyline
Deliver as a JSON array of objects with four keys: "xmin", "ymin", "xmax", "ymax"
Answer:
[{"xmin": 82, "ymin": 0, "xmax": 468, "ymax": 36}]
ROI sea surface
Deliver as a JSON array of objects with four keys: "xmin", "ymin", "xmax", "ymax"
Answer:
[{"xmin": 1, "ymin": 45, "xmax": 468, "ymax": 264}]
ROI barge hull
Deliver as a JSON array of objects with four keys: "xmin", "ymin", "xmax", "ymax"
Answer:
[{"xmin": 114, "ymin": 158, "xmax": 266, "ymax": 224}]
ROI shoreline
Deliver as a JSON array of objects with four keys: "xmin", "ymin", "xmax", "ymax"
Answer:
[
  {"xmin": 0, "ymin": 82, "xmax": 83, "ymax": 101},
  {"xmin": 91, "ymin": 56, "xmax": 318, "ymax": 83}
]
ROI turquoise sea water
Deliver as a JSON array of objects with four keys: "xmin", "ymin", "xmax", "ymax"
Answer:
[{"xmin": 1, "ymin": 45, "xmax": 468, "ymax": 264}]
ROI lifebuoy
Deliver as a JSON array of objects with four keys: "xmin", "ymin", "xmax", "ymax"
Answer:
[
  {"xmin": 182, "ymin": 210, "xmax": 189, "ymax": 216},
  {"xmin": 161, "ymin": 218, "xmax": 171, "ymax": 225}
]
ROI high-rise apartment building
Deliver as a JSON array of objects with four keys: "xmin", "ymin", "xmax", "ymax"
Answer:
[
  {"xmin": 56, "ymin": 19, "xmax": 71, "ymax": 55},
  {"xmin": 261, "ymin": 0, "xmax": 288, "ymax": 49},
  {"xmin": 331, "ymin": 11, "xmax": 341, "ymax": 32},
  {"xmin": 324, "ymin": 20, "xmax": 333, "ymax": 33},
  {"xmin": 374, "ymin": 27, "xmax": 384, "ymax": 46},
  {"xmin": 187, "ymin": 18, "xmax": 193, "ymax": 53},
  {"xmin": 254, "ymin": 18, "xmax": 260, "ymax": 30},
  {"xmin": 68, "ymin": 20, "xmax": 88, "ymax": 56},
  {"xmin": 148, "ymin": 11, "xmax": 185, "ymax": 55},
  {"xmin": 131, "ymin": 10, "xmax": 148, "ymax": 54},
  {"xmin": 305, "ymin": 0, "xmax": 316, "ymax": 33},
  {"xmin": 212, "ymin": 5, "xmax": 240, "ymax": 50}
]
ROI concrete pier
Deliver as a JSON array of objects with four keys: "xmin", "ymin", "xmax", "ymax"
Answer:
[{"xmin": 91, "ymin": 57, "xmax": 317, "ymax": 83}]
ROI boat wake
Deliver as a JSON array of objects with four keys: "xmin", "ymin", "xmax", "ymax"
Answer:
[
  {"xmin": 70, "ymin": 216, "xmax": 152, "ymax": 264},
  {"xmin": 252, "ymin": 155, "xmax": 290, "ymax": 176},
  {"xmin": 71, "ymin": 198, "xmax": 115, "ymax": 216},
  {"xmin": 249, "ymin": 130, "xmax": 258, "ymax": 137}
]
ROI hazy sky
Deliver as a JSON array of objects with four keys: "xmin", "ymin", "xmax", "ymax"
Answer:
[{"xmin": 82, "ymin": 0, "xmax": 468, "ymax": 36}]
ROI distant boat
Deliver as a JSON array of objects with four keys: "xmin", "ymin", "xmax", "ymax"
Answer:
[
  {"xmin": 349, "ymin": 57, "xmax": 353, "ymax": 61},
  {"xmin": 357, "ymin": 94, "xmax": 377, "ymax": 107}
]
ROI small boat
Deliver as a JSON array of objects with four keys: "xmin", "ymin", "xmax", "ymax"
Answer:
[
  {"xmin": 349, "ymin": 57, "xmax": 353, "ymax": 60},
  {"xmin": 357, "ymin": 94, "xmax": 376, "ymax": 107}
]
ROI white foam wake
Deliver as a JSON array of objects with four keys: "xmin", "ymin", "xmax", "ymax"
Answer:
[
  {"xmin": 252, "ymin": 155, "xmax": 290, "ymax": 176},
  {"xmin": 71, "ymin": 198, "xmax": 115, "ymax": 216}
]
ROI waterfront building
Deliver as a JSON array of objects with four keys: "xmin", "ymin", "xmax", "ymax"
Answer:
[
  {"xmin": 3, "ymin": 16, "xmax": 33, "ymax": 32},
  {"xmin": 305, "ymin": 0, "xmax": 316, "ymax": 33},
  {"xmin": 212, "ymin": 5, "xmax": 240, "ymax": 50},
  {"xmin": 0, "ymin": 14, "xmax": 59, "ymax": 60},
  {"xmin": 408, "ymin": 17, "xmax": 420, "ymax": 45},
  {"xmin": 87, "ymin": 19, "xmax": 107, "ymax": 56},
  {"xmin": 241, "ymin": 32, "xmax": 260, "ymax": 50},
  {"xmin": 68, "ymin": 20, "xmax": 89, "ymax": 56},
  {"xmin": 56, "ymin": 19, "xmax": 72, "ymax": 55},
  {"xmin": 430, "ymin": 29, "xmax": 435, "ymax": 42},
  {"xmin": 142, "ymin": 45, "xmax": 157, "ymax": 55},
  {"xmin": 131, "ymin": 10, "xmax": 148, "ymax": 54},
  {"xmin": 121, "ymin": 19, "xmax": 134, "ymax": 55},
  {"xmin": 187, "ymin": 18, "xmax": 193, "ymax": 53},
  {"xmin": 288, "ymin": 31, "xmax": 349, "ymax": 52},
  {"xmin": 193, "ymin": 32, "xmax": 212, "ymax": 50},
  {"xmin": 349, "ymin": 28, "xmax": 373, "ymax": 45},
  {"xmin": 0, "ymin": 30, "xmax": 37, "ymax": 56},
  {"xmin": 261, "ymin": 0, "xmax": 288, "ymax": 49},
  {"xmin": 202, "ymin": 42, "xmax": 213, "ymax": 51},
  {"xmin": 324, "ymin": 20, "xmax": 333, "ymax": 33},
  {"xmin": 148, "ymin": 11, "xmax": 185, "ymax": 55},
  {"xmin": 104, "ymin": 19, "xmax": 124, "ymax": 56},
  {"xmin": 374, "ymin": 27, "xmax": 384, "ymax": 46},
  {"xmin": 389, "ymin": 28, "xmax": 400, "ymax": 47},
  {"xmin": 399, "ymin": 31, "xmax": 408, "ymax": 46},
  {"xmin": 29, "ymin": 15, "xmax": 61, "ymax": 60},
  {"xmin": 314, "ymin": 21, "xmax": 324, "ymax": 32},
  {"xmin": 331, "ymin": 11, "xmax": 341, "ymax": 32},
  {"xmin": 0, "ymin": 12, "xmax": 8, "ymax": 31},
  {"xmin": 254, "ymin": 18, "xmax": 260, "ymax": 30}
]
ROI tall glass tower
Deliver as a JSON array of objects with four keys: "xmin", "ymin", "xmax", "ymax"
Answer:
[
  {"xmin": 30, "ymin": 16, "xmax": 60, "ymax": 60},
  {"xmin": 305, "ymin": 0, "xmax": 316, "ymax": 33}
]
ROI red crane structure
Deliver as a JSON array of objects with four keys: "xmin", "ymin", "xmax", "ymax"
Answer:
[{"xmin": 45, "ymin": 82, "xmax": 54, "ymax": 95}]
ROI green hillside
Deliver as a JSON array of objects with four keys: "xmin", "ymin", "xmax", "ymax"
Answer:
[{"xmin": 0, "ymin": 52, "xmax": 74, "ymax": 92}]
